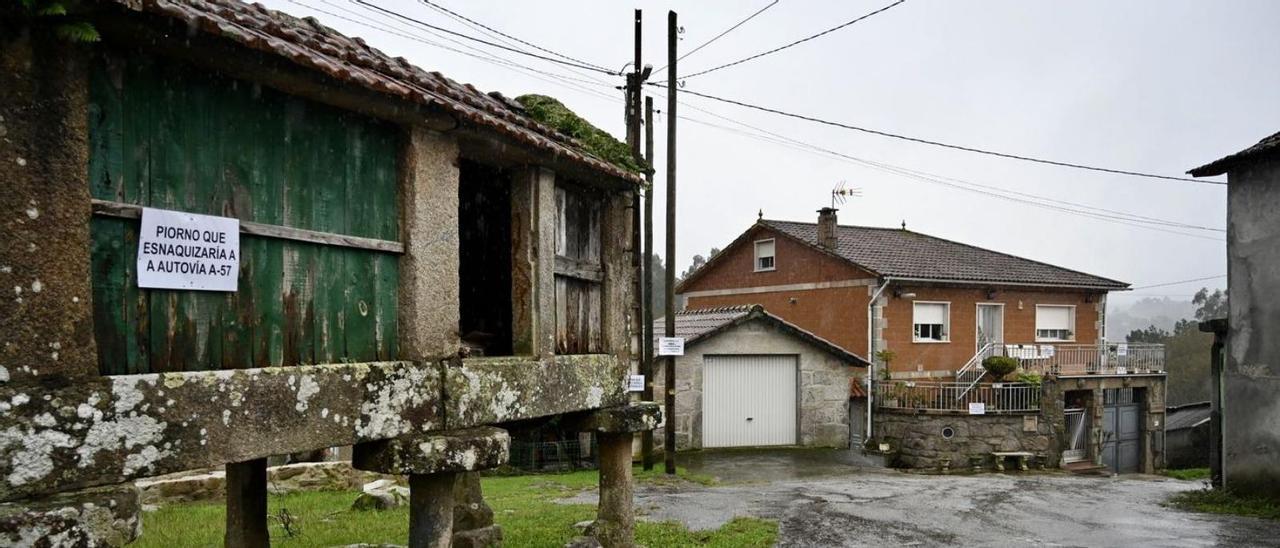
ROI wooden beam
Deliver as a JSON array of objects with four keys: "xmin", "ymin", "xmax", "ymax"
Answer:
[
  {"xmin": 92, "ymin": 199, "xmax": 404, "ymax": 254},
  {"xmin": 554, "ymin": 256, "xmax": 605, "ymax": 282}
]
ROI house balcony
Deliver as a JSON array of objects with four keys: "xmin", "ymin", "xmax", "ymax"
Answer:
[{"xmin": 992, "ymin": 342, "xmax": 1166, "ymax": 377}]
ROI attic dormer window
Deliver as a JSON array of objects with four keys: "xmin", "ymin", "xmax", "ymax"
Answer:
[{"xmin": 754, "ymin": 239, "xmax": 776, "ymax": 272}]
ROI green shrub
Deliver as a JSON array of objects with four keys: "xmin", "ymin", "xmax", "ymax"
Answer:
[
  {"xmin": 982, "ymin": 356, "xmax": 1018, "ymax": 379},
  {"xmin": 1017, "ymin": 372, "xmax": 1043, "ymax": 388}
]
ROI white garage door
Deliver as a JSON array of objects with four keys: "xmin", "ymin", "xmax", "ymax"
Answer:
[{"xmin": 702, "ymin": 355, "xmax": 797, "ymax": 448}]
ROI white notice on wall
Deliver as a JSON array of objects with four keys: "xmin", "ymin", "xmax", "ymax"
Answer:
[
  {"xmin": 137, "ymin": 207, "xmax": 240, "ymax": 292},
  {"xmin": 657, "ymin": 337, "xmax": 685, "ymax": 356},
  {"xmin": 626, "ymin": 374, "xmax": 645, "ymax": 392},
  {"xmin": 968, "ymin": 402, "xmax": 986, "ymax": 415}
]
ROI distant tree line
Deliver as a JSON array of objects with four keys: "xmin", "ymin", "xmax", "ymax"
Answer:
[{"xmin": 1125, "ymin": 287, "xmax": 1226, "ymax": 405}]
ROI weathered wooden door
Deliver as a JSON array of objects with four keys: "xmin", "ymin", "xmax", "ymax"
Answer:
[
  {"xmin": 88, "ymin": 51, "xmax": 401, "ymax": 374},
  {"xmin": 553, "ymin": 185, "xmax": 603, "ymax": 354}
]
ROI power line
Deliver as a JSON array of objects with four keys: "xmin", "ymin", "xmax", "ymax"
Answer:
[
  {"xmin": 1129, "ymin": 275, "xmax": 1226, "ymax": 290},
  {"xmin": 655, "ymin": 0, "xmax": 780, "ymax": 73},
  {"xmin": 417, "ymin": 0, "xmax": 615, "ymax": 75},
  {"xmin": 678, "ymin": 0, "xmax": 906, "ymax": 80},
  {"xmin": 652, "ymin": 83, "xmax": 1225, "ymax": 185},
  {"xmin": 352, "ymin": 0, "xmax": 621, "ymax": 75},
  {"xmin": 650, "ymin": 89, "xmax": 1225, "ymax": 239}
]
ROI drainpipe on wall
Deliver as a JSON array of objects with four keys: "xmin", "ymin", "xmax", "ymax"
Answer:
[{"xmin": 866, "ymin": 278, "xmax": 892, "ymax": 443}]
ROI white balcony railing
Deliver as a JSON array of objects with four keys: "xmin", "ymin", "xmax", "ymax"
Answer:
[
  {"xmin": 996, "ymin": 342, "xmax": 1165, "ymax": 376},
  {"xmin": 875, "ymin": 381, "xmax": 1040, "ymax": 413}
]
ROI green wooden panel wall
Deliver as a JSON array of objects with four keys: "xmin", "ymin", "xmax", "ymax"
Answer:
[{"xmin": 88, "ymin": 51, "xmax": 400, "ymax": 374}]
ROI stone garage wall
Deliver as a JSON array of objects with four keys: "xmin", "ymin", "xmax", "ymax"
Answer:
[
  {"xmin": 876, "ymin": 411, "xmax": 1054, "ymax": 469},
  {"xmin": 653, "ymin": 318, "xmax": 860, "ymax": 450}
]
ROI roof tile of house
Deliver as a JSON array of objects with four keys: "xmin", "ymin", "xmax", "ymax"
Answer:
[
  {"xmin": 108, "ymin": 0, "xmax": 642, "ymax": 184},
  {"xmin": 1189, "ymin": 130, "xmax": 1280, "ymax": 177},
  {"xmin": 761, "ymin": 220, "xmax": 1128, "ymax": 289},
  {"xmin": 653, "ymin": 305, "xmax": 867, "ymax": 365}
]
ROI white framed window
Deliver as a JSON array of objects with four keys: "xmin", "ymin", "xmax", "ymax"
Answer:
[
  {"xmin": 754, "ymin": 239, "xmax": 776, "ymax": 272},
  {"xmin": 1035, "ymin": 305, "xmax": 1076, "ymax": 341},
  {"xmin": 913, "ymin": 301, "xmax": 950, "ymax": 342}
]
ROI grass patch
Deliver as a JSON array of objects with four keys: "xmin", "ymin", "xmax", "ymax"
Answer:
[
  {"xmin": 1163, "ymin": 468, "xmax": 1211, "ymax": 481},
  {"xmin": 135, "ymin": 467, "xmax": 769, "ymax": 547},
  {"xmin": 1167, "ymin": 488, "xmax": 1280, "ymax": 521}
]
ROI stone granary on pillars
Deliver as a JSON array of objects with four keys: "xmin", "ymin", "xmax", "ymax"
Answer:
[
  {"xmin": 1189, "ymin": 130, "xmax": 1280, "ymax": 498},
  {"xmin": 0, "ymin": 1, "xmax": 658, "ymax": 546}
]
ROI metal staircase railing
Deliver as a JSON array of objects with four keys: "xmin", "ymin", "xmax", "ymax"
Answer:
[{"xmin": 955, "ymin": 342, "xmax": 996, "ymax": 398}]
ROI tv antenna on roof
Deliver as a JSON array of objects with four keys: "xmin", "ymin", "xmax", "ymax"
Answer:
[{"xmin": 831, "ymin": 180, "xmax": 862, "ymax": 209}]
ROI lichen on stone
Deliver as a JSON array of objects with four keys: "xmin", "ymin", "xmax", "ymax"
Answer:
[{"xmin": 514, "ymin": 94, "xmax": 643, "ymax": 174}]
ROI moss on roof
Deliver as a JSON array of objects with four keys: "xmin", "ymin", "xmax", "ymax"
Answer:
[{"xmin": 515, "ymin": 94, "xmax": 643, "ymax": 174}]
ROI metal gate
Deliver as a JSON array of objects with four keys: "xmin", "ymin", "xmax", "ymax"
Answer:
[
  {"xmin": 1063, "ymin": 407, "xmax": 1089, "ymax": 463},
  {"xmin": 1102, "ymin": 388, "xmax": 1142, "ymax": 473}
]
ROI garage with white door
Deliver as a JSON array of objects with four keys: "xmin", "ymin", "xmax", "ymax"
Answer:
[
  {"xmin": 703, "ymin": 355, "xmax": 798, "ymax": 448},
  {"xmin": 653, "ymin": 305, "xmax": 868, "ymax": 450}
]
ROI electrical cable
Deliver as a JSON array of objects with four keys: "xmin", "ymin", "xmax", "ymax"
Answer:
[{"xmin": 655, "ymin": 0, "xmax": 780, "ymax": 73}]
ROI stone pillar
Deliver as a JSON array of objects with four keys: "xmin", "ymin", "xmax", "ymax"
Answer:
[
  {"xmin": 353, "ymin": 427, "xmax": 509, "ymax": 547},
  {"xmin": 563, "ymin": 403, "xmax": 662, "ymax": 548},
  {"xmin": 399, "ymin": 126, "xmax": 461, "ymax": 360},
  {"xmin": 225, "ymin": 458, "xmax": 269, "ymax": 548},
  {"xmin": 409, "ymin": 472, "xmax": 456, "ymax": 548},
  {"xmin": 595, "ymin": 432, "xmax": 635, "ymax": 548},
  {"xmin": 0, "ymin": 23, "xmax": 98, "ymax": 386},
  {"xmin": 511, "ymin": 166, "xmax": 556, "ymax": 358}
]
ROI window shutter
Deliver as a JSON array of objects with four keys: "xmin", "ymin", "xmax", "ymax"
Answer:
[
  {"xmin": 914, "ymin": 303, "xmax": 947, "ymax": 325},
  {"xmin": 1036, "ymin": 306, "xmax": 1072, "ymax": 331},
  {"xmin": 756, "ymin": 240, "xmax": 774, "ymax": 259}
]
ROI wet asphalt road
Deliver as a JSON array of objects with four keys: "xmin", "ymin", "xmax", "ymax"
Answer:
[{"xmin": 577, "ymin": 449, "xmax": 1280, "ymax": 546}]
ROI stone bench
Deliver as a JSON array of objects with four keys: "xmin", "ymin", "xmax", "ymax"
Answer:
[{"xmin": 991, "ymin": 451, "xmax": 1035, "ymax": 472}]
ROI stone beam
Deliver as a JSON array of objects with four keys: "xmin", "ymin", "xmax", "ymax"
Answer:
[
  {"xmin": 444, "ymin": 355, "xmax": 628, "ymax": 428},
  {"xmin": 510, "ymin": 166, "xmax": 557, "ymax": 358},
  {"xmin": 563, "ymin": 403, "xmax": 662, "ymax": 434},
  {"xmin": 0, "ymin": 361, "xmax": 442, "ymax": 502},
  {"xmin": 353, "ymin": 427, "xmax": 509, "ymax": 476}
]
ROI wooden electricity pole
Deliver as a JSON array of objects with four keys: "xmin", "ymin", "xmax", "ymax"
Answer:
[
  {"xmin": 663, "ymin": 10, "xmax": 678, "ymax": 475},
  {"xmin": 641, "ymin": 96, "xmax": 656, "ymax": 470}
]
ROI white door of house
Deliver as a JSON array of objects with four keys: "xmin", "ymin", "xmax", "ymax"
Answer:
[
  {"xmin": 702, "ymin": 355, "xmax": 797, "ymax": 448},
  {"xmin": 976, "ymin": 304, "xmax": 1005, "ymax": 351}
]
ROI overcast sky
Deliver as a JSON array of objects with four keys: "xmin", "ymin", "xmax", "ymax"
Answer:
[{"xmin": 264, "ymin": 0, "xmax": 1278, "ymax": 304}]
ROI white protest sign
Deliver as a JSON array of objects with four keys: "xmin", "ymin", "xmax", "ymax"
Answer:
[
  {"xmin": 137, "ymin": 207, "xmax": 240, "ymax": 292},
  {"xmin": 968, "ymin": 402, "xmax": 986, "ymax": 415},
  {"xmin": 657, "ymin": 337, "xmax": 685, "ymax": 356},
  {"xmin": 626, "ymin": 374, "xmax": 645, "ymax": 392}
]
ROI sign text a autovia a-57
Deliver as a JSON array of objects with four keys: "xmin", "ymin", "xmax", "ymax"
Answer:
[{"xmin": 136, "ymin": 207, "xmax": 240, "ymax": 292}]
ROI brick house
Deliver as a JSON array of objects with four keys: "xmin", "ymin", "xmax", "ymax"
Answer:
[{"xmin": 677, "ymin": 208, "xmax": 1168, "ymax": 473}]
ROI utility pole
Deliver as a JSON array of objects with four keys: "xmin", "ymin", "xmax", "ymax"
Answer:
[
  {"xmin": 663, "ymin": 10, "xmax": 678, "ymax": 475},
  {"xmin": 641, "ymin": 96, "xmax": 656, "ymax": 470},
  {"xmin": 625, "ymin": 11, "xmax": 647, "ymax": 460}
]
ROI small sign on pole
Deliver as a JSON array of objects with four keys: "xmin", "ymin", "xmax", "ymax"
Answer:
[
  {"xmin": 657, "ymin": 337, "xmax": 685, "ymax": 356},
  {"xmin": 1116, "ymin": 343, "xmax": 1129, "ymax": 357},
  {"xmin": 626, "ymin": 374, "xmax": 645, "ymax": 392},
  {"xmin": 968, "ymin": 402, "xmax": 986, "ymax": 415},
  {"xmin": 137, "ymin": 207, "xmax": 240, "ymax": 292}
]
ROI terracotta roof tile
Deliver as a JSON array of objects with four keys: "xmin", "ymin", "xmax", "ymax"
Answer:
[
  {"xmin": 1189, "ymin": 130, "xmax": 1280, "ymax": 177},
  {"xmin": 108, "ymin": 0, "xmax": 641, "ymax": 184},
  {"xmin": 762, "ymin": 220, "xmax": 1128, "ymax": 289}
]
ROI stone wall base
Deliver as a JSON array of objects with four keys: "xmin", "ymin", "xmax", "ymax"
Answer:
[{"xmin": 875, "ymin": 411, "xmax": 1054, "ymax": 470}]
